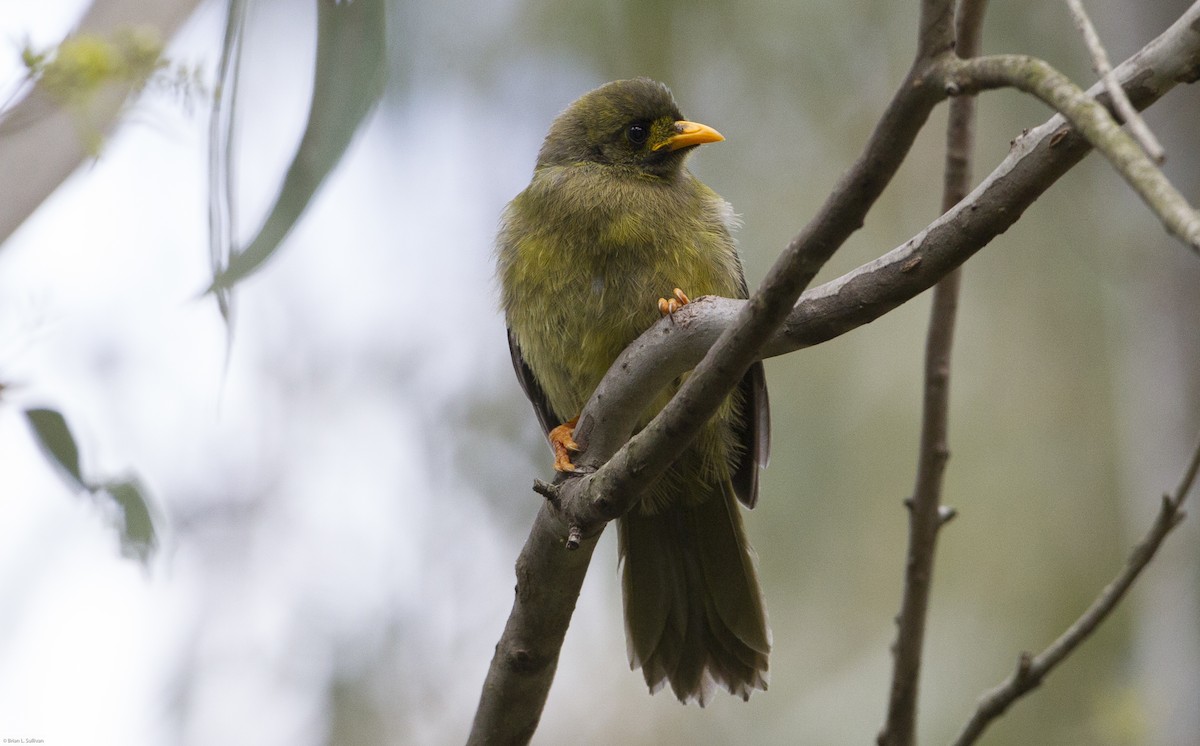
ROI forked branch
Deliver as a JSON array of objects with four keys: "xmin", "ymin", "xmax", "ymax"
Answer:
[{"xmin": 949, "ymin": 52, "xmax": 1200, "ymax": 253}]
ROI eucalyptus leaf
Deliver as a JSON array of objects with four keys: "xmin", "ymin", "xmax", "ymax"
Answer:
[
  {"xmin": 101, "ymin": 478, "xmax": 158, "ymax": 564},
  {"xmin": 24, "ymin": 407, "xmax": 158, "ymax": 564},
  {"xmin": 209, "ymin": 0, "xmax": 387, "ymax": 291},
  {"xmin": 24, "ymin": 407, "xmax": 85, "ymax": 489},
  {"xmin": 207, "ymin": 0, "xmax": 248, "ymax": 322}
]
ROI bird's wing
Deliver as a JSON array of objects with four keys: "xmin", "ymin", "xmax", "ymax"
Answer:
[
  {"xmin": 728, "ymin": 242, "xmax": 770, "ymax": 509},
  {"xmin": 730, "ymin": 360, "xmax": 770, "ymax": 509},
  {"xmin": 507, "ymin": 327, "xmax": 559, "ymax": 438}
]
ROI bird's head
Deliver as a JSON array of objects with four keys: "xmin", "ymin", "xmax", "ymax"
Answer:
[{"xmin": 536, "ymin": 78, "xmax": 724, "ymax": 178}]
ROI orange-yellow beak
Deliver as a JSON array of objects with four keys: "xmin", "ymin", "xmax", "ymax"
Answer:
[{"xmin": 652, "ymin": 120, "xmax": 725, "ymax": 151}]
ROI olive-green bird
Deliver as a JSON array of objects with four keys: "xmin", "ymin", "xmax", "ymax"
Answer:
[{"xmin": 497, "ymin": 78, "xmax": 770, "ymax": 705}]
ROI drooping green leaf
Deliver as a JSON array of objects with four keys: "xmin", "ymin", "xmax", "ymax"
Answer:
[
  {"xmin": 101, "ymin": 478, "xmax": 159, "ymax": 564},
  {"xmin": 207, "ymin": 0, "xmax": 248, "ymax": 322},
  {"xmin": 24, "ymin": 407, "xmax": 85, "ymax": 488},
  {"xmin": 24, "ymin": 406, "xmax": 159, "ymax": 564},
  {"xmin": 209, "ymin": 0, "xmax": 387, "ymax": 291}
]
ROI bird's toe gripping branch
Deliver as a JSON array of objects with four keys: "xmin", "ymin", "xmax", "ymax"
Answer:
[
  {"xmin": 657, "ymin": 287, "xmax": 690, "ymax": 316},
  {"xmin": 549, "ymin": 416, "xmax": 581, "ymax": 472}
]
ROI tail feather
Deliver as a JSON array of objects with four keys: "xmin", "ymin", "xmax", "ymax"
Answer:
[
  {"xmin": 692, "ymin": 484, "xmax": 771, "ymax": 655},
  {"xmin": 618, "ymin": 483, "xmax": 770, "ymax": 705}
]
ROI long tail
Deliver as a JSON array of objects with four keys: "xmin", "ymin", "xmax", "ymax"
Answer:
[{"xmin": 618, "ymin": 484, "xmax": 770, "ymax": 705}]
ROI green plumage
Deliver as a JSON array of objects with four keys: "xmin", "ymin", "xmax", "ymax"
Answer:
[{"xmin": 497, "ymin": 78, "xmax": 770, "ymax": 704}]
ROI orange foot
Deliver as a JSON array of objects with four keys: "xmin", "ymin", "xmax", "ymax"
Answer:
[
  {"xmin": 657, "ymin": 287, "xmax": 690, "ymax": 316},
  {"xmin": 549, "ymin": 415, "xmax": 581, "ymax": 472}
]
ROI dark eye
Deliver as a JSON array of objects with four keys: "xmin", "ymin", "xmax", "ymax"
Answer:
[{"xmin": 625, "ymin": 123, "xmax": 649, "ymax": 146}]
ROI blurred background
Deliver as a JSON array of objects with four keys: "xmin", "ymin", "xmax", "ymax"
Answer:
[{"xmin": 1, "ymin": 1, "xmax": 1197, "ymax": 744}]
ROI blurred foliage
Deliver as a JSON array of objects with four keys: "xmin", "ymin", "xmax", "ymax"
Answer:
[
  {"xmin": 22, "ymin": 27, "xmax": 165, "ymax": 102},
  {"xmin": 24, "ymin": 407, "xmax": 84, "ymax": 487},
  {"xmin": 100, "ymin": 477, "xmax": 158, "ymax": 563},
  {"xmin": 209, "ymin": 0, "xmax": 387, "ymax": 292},
  {"xmin": 7, "ymin": 26, "xmax": 205, "ymax": 154},
  {"xmin": 22, "ymin": 407, "xmax": 158, "ymax": 564}
]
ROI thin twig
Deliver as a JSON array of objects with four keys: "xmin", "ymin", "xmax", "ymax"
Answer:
[
  {"xmin": 952, "ymin": 431, "xmax": 1200, "ymax": 745},
  {"xmin": 1065, "ymin": 0, "xmax": 1166, "ymax": 163},
  {"xmin": 951, "ymin": 53, "xmax": 1200, "ymax": 254},
  {"xmin": 878, "ymin": 3, "xmax": 986, "ymax": 745}
]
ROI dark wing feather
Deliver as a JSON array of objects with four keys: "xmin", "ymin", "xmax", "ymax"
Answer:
[
  {"xmin": 729, "ymin": 250, "xmax": 770, "ymax": 509},
  {"xmin": 507, "ymin": 328, "xmax": 558, "ymax": 438},
  {"xmin": 730, "ymin": 360, "xmax": 770, "ymax": 509}
]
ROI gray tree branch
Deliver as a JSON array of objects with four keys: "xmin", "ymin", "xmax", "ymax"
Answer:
[
  {"xmin": 0, "ymin": 0, "xmax": 204, "ymax": 248},
  {"xmin": 949, "ymin": 52, "xmax": 1200, "ymax": 254},
  {"xmin": 1066, "ymin": 0, "xmax": 1166, "ymax": 162},
  {"xmin": 879, "ymin": 1, "xmax": 988, "ymax": 744}
]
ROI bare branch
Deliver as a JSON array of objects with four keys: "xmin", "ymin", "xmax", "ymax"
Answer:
[
  {"xmin": 918, "ymin": 0, "xmax": 957, "ymax": 59},
  {"xmin": 468, "ymin": 515, "xmax": 601, "ymax": 746},
  {"xmin": 879, "ymin": 2, "xmax": 987, "ymax": 744},
  {"xmin": 952, "ymin": 431, "xmax": 1200, "ymax": 746},
  {"xmin": 0, "ymin": 0, "xmax": 205, "ymax": 249},
  {"xmin": 786, "ymin": 2, "xmax": 1200, "ymax": 347},
  {"xmin": 950, "ymin": 53, "xmax": 1200, "ymax": 254},
  {"xmin": 1065, "ymin": 0, "xmax": 1166, "ymax": 162}
]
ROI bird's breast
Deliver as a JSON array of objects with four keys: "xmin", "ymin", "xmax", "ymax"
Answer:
[{"xmin": 500, "ymin": 168, "xmax": 740, "ymax": 417}]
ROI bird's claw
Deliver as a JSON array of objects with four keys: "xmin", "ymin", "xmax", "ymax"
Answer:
[
  {"xmin": 549, "ymin": 417, "xmax": 581, "ymax": 472},
  {"xmin": 657, "ymin": 287, "xmax": 690, "ymax": 316}
]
